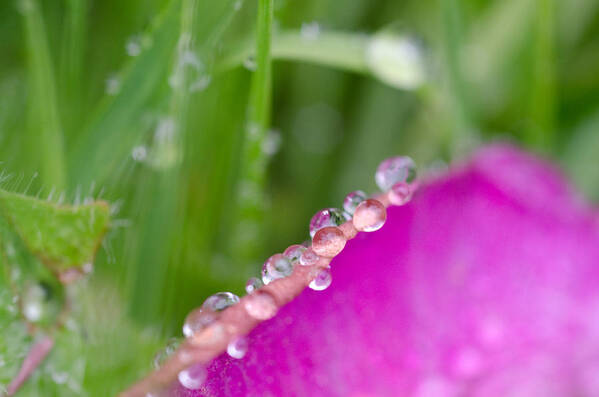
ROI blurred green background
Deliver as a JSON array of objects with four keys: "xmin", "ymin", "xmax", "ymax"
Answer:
[{"xmin": 1, "ymin": 0, "xmax": 599, "ymax": 394}]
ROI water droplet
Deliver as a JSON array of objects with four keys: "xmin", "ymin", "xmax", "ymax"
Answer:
[
  {"xmin": 243, "ymin": 56, "xmax": 257, "ymax": 71},
  {"xmin": 299, "ymin": 248, "xmax": 320, "ymax": 266},
  {"xmin": 126, "ymin": 35, "xmax": 142, "ymax": 56},
  {"xmin": 178, "ymin": 363, "xmax": 206, "ymax": 390},
  {"xmin": 262, "ymin": 254, "xmax": 293, "ymax": 285},
  {"xmin": 309, "ymin": 267, "xmax": 332, "ymax": 291},
  {"xmin": 233, "ymin": 0, "xmax": 243, "ymax": 11},
  {"xmin": 312, "ymin": 226, "xmax": 346, "ymax": 257},
  {"xmin": 245, "ymin": 277, "xmax": 263, "ymax": 294},
  {"xmin": 131, "ymin": 145, "xmax": 148, "ymax": 162},
  {"xmin": 283, "ymin": 244, "xmax": 306, "ymax": 264},
  {"xmin": 244, "ymin": 291, "xmax": 277, "ymax": 320},
  {"xmin": 22, "ymin": 283, "xmax": 49, "ymax": 322},
  {"xmin": 153, "ymin": 337, "xmax": 181, "ymax": 369},
  {"xmin": 105, "ymin": 75, "xmax": 121, "ymax": 95},
  {"xmin": 189, "ymin": 75, "xmax": 211, "ymax": 92},
  {"xmin": 366, "ymin": 34, "xmax": 426, "ymax": 90},
  {"xmin": 202, "ymin": 292, "xmax": 240, "ymax": 312},
  {"xmin": 262, "ymin": 130, "xmax": 282, "ymax": 156},
  {"xmin": 301, "ymin": 21, "xmax": 321, "ymax": 40},
  {"xmin": 309, "ymin": 208, "xmax": 349, "ymax": 238},
  {"xmin": 51, "ymin": 371, "xmax": 68, "ymax": 384},
  {"xmin": 375, "ymin": 156, "xmax": 417, "ymax": 191},
  {"xmin": 353, "ymin": 199, "xmax": 386, "ymax": 232},
  {"xmin": 388, "ymin": 182, "xmax": 412, "ymax": 205},
  {"xmin": 343, "ymin": 190, "xmax": 367, "ymax": 215},
  {"xmin": 227, "ymin": 337, "xmax": 248, "ymax": 359},
  {"xmin": 182, "ymin": 308, "xmax": 217, "ymax": 337}
]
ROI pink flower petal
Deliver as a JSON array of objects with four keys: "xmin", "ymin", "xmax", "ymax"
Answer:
[{"xmin": 177, "ymin": 145, "xmax": 599, "ymax": 396}]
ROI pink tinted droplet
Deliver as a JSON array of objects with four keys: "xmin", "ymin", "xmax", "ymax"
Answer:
[
  {"xmin": 352, "ymin": 199, "xmax": 387, "ymax": 232},
  {"xmin": 312, "ymin": 226, "xmax": 346, "ymax": 257}
]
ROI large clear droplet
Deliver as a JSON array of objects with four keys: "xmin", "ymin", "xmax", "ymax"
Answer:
[
  {"xmin": 389, "ymin": 182, "xmax": 412, "ymax": 205},
  {"xmin": 283, "ymin": 244, "xmax": 306, "ymax": 264},
  {"xmin": 153, "ymin": 338, "xmax": 181, "ymax": 369},
  {"xmin": 375, "ymin": 156, "xmax": 417, "ymax": 191},
  {"xmin": 182, "ymin": 308, "xmax": 217, "ymax": 337},
  {"xmin": 227, "ymin": 337, "xmax": 248, "ymax": 359},
  {"xmin": 299, "ymin": 248, "xmax": 320, "ymax": 266},
  {"xmin": 309, "ymin": 208, "xmax": 349, "ymax": 238},
  {"xmin": 309, "ymin": 267, "xmax": 332, "ymax": 291},
  {"xmin": 343, "ymin": 190, "xmax": 367, "ymax": 215},
  {"xmin": 245, "ymin": 277, "xmax": 263, "ymax": 294},
  {"xmin": 262, "ymin": 254, "xmax": 293, "ymax": 285},
  {"xmin": 178, "ymin": 363, "xmax": 206, "ymax": 390},
  {"xmin": 202, "ymin": 292, "xmax": 240, "ymax": 312}
]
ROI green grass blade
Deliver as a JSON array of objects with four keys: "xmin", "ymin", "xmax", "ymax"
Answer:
[{"xmin": 22, "ymin": 0, "xmax": 67, "ymax": 189}]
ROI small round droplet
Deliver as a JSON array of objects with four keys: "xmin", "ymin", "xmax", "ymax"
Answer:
[
  {"xmin": 299, "ymin": 248, "xmax": 320, "ymax": 266},
  {"xmin": 227, "ymin": 337, "xmax": 248, "ymax": 359},
  {"xmin": 375, "ymin": 156, "xmax": 417, "ymax": 191},
  {"xmin": 309, "ymin": 268, "xmax": 332, "ymax": 291},
  {"xmin": 312, "ymin": 226, "xmax": 346, "ymax": 257},
  {"xmin": 243, "ymin": 56, "xmax": 257, "ymax": 71},
  {"xmin": 22, "ymin": 283, "xmax": 50, "ymax": 323},
  {"xmin": 245, "ymin": 277, "xmax": 263, "ymax": 294},
  {"xmin": 178, "ymin": 363, "xmax": 206, "ymax": 390},
  {"xmin": 353, "ymin": 199, "xmax": 386, "ymax": 232},
  {"xmin": 343, "ymin": 190, "xmax": 367, "ymax": 215},
  {"xmin": 262, "ymin": 254, "xmax": 293, "ymax": 285},
  {"xmin": 283, "ymin": 244, "xmax": 307, "ymax": 263},
  {"xmin": 388, "ymin": 182, "xmax": 412, "ymax": 205},
  {"xmin": 182, "ymin": 308, "xmax": 217, "ymax": 337},
  {"xmin": 309, "ymin": 208, "xmax": 349, "ymax": 238},
  {"xmin": 202, "ymin": 292, "xmax": 240, "ymax": 312},
  {"xmin": 245, "ymin": 291, "xmax": 277, "ymax": 320},
  {"xmin": 153, "ymin": 338, "xmax": 181, "ymax": 369}
]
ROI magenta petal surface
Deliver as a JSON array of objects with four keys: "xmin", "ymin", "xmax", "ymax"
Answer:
[{"xmin": 178, "ymin": 145, "xmax": 599, "ymax": 397}]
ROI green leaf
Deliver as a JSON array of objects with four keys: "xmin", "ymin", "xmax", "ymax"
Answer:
[{"xmin": 0, "ymin": 189, "xmax": 110, "ymax": 274}]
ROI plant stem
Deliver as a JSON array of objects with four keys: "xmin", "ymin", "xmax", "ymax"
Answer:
[
  {"xmin": 526, "ymin": 0, "xmax": 556, "ymax": 152},
  {"xmin": 232, "ymin": 0, "xmax": 273, "ymax": 263},
  {"xmin": 22, "ymin": 0, "xmax": 67, "ymax": 189},
  {"xmin": 220, "ymin": 30, "xmax": 368, "ymax": 75},
  {"xmin": 6, "ymin": 335, "xmax": 54, "ymax": 396}
]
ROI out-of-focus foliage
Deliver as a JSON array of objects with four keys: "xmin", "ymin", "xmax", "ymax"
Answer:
[{"xmin": 0, "ymin": 0, "xmax": 598, "ymax": 393}]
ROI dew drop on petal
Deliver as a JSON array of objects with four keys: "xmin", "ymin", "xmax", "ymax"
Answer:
[
  {"xmin": 343, "ymin": 190, "xmax": 367, "ymax": 215},
  {"xmin": 182, "ymin": 308, "xmax": 217, "ymax": 337},
  {"xmin": 309, "ymin": 208, "xmax": 349, "ymax": 238},
  {"xmin": 299, "ymin": 248, "xmax": 320, "ymax": 266},
  {"xmin": 244, "ymin": 291, "xmax": 278, "ymax": 320},
  {"xmin": 375, "ymin": 156, "xmax": 417, "ymax": 191},
  {"xmin": 202, "ymin": 292, "xmax": 240, "ymax": 312},
  {"xmin": 153, "ymin": 337, "xmax": 181, "ymax": 369},
  {"xmin": 353, "ymin": 199, "xmax": 387, "ymax": 232},
  {"xmin": 283, "ymin": 244, "xmax": 307, "ymax": 264},
  {"xmin": 309, "ymin": 267, "xmax": 332, "ymax": 291},
  {"xmin": 312, "ymin": 226, "xmax": 346, "ymax": 257},
  {"xmin": 388, "ymin": 182, "xmax": 412, "ymax": 205},
  {"xmin": 262, "ymin": 254, "xmax": 293, "ymax": 284},
  {"xmin": 245, "ymin": 277, "xmax": 263, "ymax": 294},
  {"xmin": 178, "ymin": 363, "xmax": 206, "ymax": 390},
  {"xmin": 227, "ymin": 337, "xmax": 248, "ymax": 359}
]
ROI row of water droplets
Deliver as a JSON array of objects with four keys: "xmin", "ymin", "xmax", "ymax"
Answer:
[{"xmin": 154, "ymin": 155, "xmax": 417, "ymax": 390}]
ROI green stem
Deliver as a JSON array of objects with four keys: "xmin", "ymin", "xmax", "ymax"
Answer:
[
  {"xmin": 22, "ymin": 0, "xmax": 67, "ymax": 189},
  {"xmin": 526, "ymin": 0, "xmax": 556, "ymax": 151},
  {"xmin": 232, "ymin": 0, "xmax": 273, "ymax": 262},
  {"xmin": 220, "ymin": 30, "xmax": 368, "ymax": 74}
]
